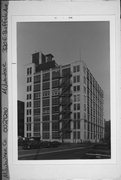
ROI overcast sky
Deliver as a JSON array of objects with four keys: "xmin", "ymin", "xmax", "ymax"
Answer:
[{"xmin": 17, "ymin": 21, "xmax": 110, "ymax": 121}]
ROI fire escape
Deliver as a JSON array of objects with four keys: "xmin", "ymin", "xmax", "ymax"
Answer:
[{"xmin": 59, "ymin": 68, "xmax": 72, "ymax": 142}]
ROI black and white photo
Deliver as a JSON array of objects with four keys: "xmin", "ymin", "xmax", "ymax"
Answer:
[{"xmin": 17, "ymin": 21, "xmax": 111, "ymax": 160}]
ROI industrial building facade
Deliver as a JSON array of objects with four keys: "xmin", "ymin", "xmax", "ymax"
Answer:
[{"xmin": 24, "ymin": 52, "xmax": 104, "ymax": 143}]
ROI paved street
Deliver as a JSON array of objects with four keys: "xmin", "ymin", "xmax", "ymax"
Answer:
[{"xmin": 18, "ymin": 144, "xmax": 111, "ymax": 160}]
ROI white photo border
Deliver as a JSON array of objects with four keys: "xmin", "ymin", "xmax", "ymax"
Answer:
[{"xmin": 8, "ymin": 1, "xmax": 121, "ymax": 180}]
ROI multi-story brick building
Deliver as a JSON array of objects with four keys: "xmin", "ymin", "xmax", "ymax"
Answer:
[{"xmin": 24, "ymin": 51, "xmax": 104, "ymax": 143}]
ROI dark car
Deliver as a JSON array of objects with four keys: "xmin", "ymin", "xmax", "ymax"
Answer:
[
  {"xmin": 23, "ymin": 139, "xmax": 41, "ymax": 150},
  {"xmin": 50, "ymin": 141, "xmax": 61, "ymax": 148},
  {"xmin": 40, "ymin": 141, "xmax": 51, "ymax": 148}
]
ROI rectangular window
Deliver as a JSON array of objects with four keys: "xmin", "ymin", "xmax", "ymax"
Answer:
[
  {"xmin": 52, "ymin": 132, "xmax": 59, "ymax": 139},
  {"xmin": 73, "ymin": 66, "xmax": 76, "ymax": 73},
  {"xmin": 34, "ymin": 132, "xmax": 40, "ymax": 137},
  {"xmin": 77, "ymin": 94, "xmax": 80, "ymax": 102},
  {"xmin": 52, "ymin": 70, "xmax": 60, "ymax": 79},
  {"xmin": 52, "ymin": 106, "xmax": 59, "ymax": 113},
  {"xmin": 77, "ymin": 121, "xmax": 80, "ymax": 129},
  {"xmin": 77, "ymin": 103, "xmax": 80, "ymax": 110},
  {"xmin": 43, "ymin": 90, "xmax": 50, "ymax": 97},
  {"xmin": 34, "ymin": 84, "xmax": 40, "ymax": 92},
  {"xmin": 27, "ymin": 101, "xmax": 31, "ymax": 107},
  {"xmin": 34, "ymin": 75, "xmax": 41, "ymax": 83},
  {"xmin": 74, "ymin": 121, "xmax": 76, "ymax": 129},
  {"xmin": 77, "ymin": 85, "xmax": 80, "ymax": 91},
  {"xmin": 42, "ymin": 132, "xmax": 49, "ymax": 139},
  {"xmin": 27, "ymin": 77, "xmax": 31, "ymax": 83},
  {"xmin": 77, "ymin": 131, "xmax": 80, "ymax": 139},
  {"xmin": 34, "ymin": 123, "xmax": 40, "ymax": 132},
  {"xmin": 52, "ymin": 122, "xmax": 59, "ymax": 131},
  {"xmin": 74, "ymin": 104, "xmax": 76, "ymax": 111},
  {"xmin": 30, "ymin": 67, "xmax": 32, "ymax": 74},
  {"xmin": 27, "ymin": 67, "xmax": 32, "ymax": 75},
  {"xmin": 43, "ymin": 107, "xmax": 50, "ymax": 114},
  {"xmin": 27, "ymin": 133, "xmax": 31, "ymax": 138},
  {"xmin": 27, "ymin": 85, "xmax": 31, "ymax": 92},
  {"xmin": 73, "ymin": 131, "xmax": 76, "ymax": 139},
  {"xmin": 73, "ymin": 86, "xmax": 76, "ymax": 92},
  {"xmin": 43, "ymin": 72, "xmax": 50, "ymax": 81},
  {"xmin": 34, "ymin": 108, "xmax": 40, "ymax": 115},
  {"xmin": 34, "ymin": 116, "xmax": 40, "ymax": 122},
  {"xmin": 43, "ymin": 122, "xmax": 50, "ymax": 131},
  {"xmin": 27, "ymin": 68, "xmax": 29, "ymax": 75},
  {"xmin": 77, "ymin": 75, "xmax": 80, "ymax": 82},
  {"xmin": 30, "ymin": 94, "xmax": 31, "ymax": 99},
  {"xmin": 52, "ymin": 89, "xmax": 59, "ymax": 96},
  {"xmin": 52, "ymin": 97, "xmax": 59, "ymax": 105},
  {"xmin": 77, "ymin": 112, "xmax": 80, "ymax": 119},
  {"xmin": 26, "ymin": 124, "xmax": 31, "ymax": 131},
  {"xmin": 27, "ymin": 117, "xmax": 31, "ymax": 123},
  {"xmin": 34, "ymin": 100, "xmax": 40, "ymax": 108},
  {"xmin": 52, "ymin": 114, "xmax": 59, "ymax": 121},
  {"xmin": 73, "ymin": 76, "xmax": 76, "ymax": 83},
  {"xmin": 74, "ymin": 113, "xmax": 76, "ymax": 120},
  {"xmin": 52, "ymin": 80, "xmax": 59, "ymax": 88},
  {"xmin": 43, "ymin": 115, "xmax": 50, "ymax": 121},
  {"xmin": 27, "ymin": 109, "xmax": 31, "ymax": 115},
  {"xmin": 43, "ymin": 98, "xmax": 50, "ymax": 107},
  {"xmin": 43, "ymin": 82, "xmax": 50, "ymax": 90},
  {"xmin": 34, "ymin": 92, "xmax": 40, "ymax": 100}
]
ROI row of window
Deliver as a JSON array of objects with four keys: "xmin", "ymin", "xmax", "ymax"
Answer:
[
  {"xmin": 33, "ymin": 70, "xmax": 60, "ymax": 84},
  {"xmin": 33, "ymin": 89, "xmax": 59, "ymax": 100},
  {"xmin": 26, "ymin": 122, "xmax": 103, "ymax": 134},
  {"xmin": 33, "ymin": 105, "xmax": 60, "ymax": 115},
  {"xmin": 29, "ymin": 122, "xmax": 59, "ymax": 132},
  {"xmin": 33, "ymin": 114, "xmax": 59, "ymax": 122},
  {"xmin": 33, "ymin": 80, "xmax": 59, "ymax": 92}
]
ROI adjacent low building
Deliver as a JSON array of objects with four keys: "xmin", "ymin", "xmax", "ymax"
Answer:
[
  {"xmin": 18, "ymin": 100, "xmax": 24, "ymax": 137},
  {"xmin": 24, "ymin": 51, "xmax": 104, "ymax": 143}
]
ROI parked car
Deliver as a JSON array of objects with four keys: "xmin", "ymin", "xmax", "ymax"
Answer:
[
  {"xmin": 23, "ymin": 139, "xmax": 41, "ymax": 150},
  {"xmin": 49, "ymin": 141, "xmax": 61, "ymax": 148},
  {"xmin": 18, "ymin": 136, "xmax": 25, "ymax": 146}
]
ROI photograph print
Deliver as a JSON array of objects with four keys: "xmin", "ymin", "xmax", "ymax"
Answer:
[{"xmin": 17, "ymin": 21, "xmax": 111, "ymax": 160}]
